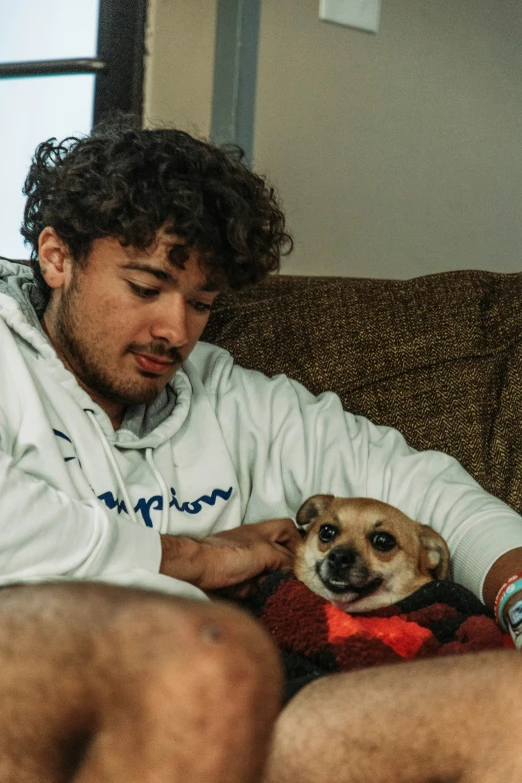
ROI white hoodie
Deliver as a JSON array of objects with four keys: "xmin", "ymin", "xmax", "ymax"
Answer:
[{"xmin": 1, "ymin": 260, "xmax": 521, "ymax": 602}]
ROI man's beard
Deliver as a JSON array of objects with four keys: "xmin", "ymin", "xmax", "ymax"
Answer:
[{"xmin": 54, "ymin": 276, "xmax": 179, "ymax": 407}]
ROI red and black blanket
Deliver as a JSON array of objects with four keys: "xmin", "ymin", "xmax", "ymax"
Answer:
[{"xmin": 239, "ymin": 572, "xmax": 511, "ymax": 689}]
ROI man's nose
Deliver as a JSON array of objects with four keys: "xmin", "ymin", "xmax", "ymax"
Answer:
[{"xmin": 150, "ymin": 296, "xmax": 189, "ymax": 347}]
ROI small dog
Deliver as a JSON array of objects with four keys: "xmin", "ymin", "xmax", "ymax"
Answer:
[{"xmin": 294, "ymin": 495, "xmax": 450, "ymax": 612}]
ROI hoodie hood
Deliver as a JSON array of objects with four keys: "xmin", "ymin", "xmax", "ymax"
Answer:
[
  {"xmin": 0, "ymin": 258, "xmax": 47, "ymax": 327},
  {"xmin": 0, "ymin": 259, "xmax": 187, "ymax": 447}
]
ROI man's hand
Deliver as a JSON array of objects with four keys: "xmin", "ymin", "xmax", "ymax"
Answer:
[{"xmin": 159, "ymin": 518, "xmax": 300, "ymax": 591}]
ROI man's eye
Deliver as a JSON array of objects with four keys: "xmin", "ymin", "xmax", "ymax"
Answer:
[
  {"xmin": 191, "ymin": 301, "xmax": 212, "ymax": 313},
  {"xmin": 371, "ymin": 532, "xmax": 397, "ymax": 552},
  {"xmin": 129, "ymin": 283, "xmax": 159, "ymax": 299}
]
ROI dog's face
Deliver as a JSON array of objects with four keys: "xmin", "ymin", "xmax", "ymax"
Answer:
[{"xmin": 294, "ymin": 495, "xmax": 450, "ymax": 612}]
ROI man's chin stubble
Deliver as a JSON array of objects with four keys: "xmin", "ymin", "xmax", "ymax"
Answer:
[{"xmin": 75, "ymin": 364, "xmax": 171, "ymax": 407}]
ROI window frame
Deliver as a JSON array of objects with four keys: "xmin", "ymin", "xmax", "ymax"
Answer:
[{"xmin": 0, "ymin": 0, "xmax": 148, "ymax": 123}]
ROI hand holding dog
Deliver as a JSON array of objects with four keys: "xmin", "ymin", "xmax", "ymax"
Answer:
[{"xmin": 160, "ymin": 518, "xmax": 300, "ymax": 591}]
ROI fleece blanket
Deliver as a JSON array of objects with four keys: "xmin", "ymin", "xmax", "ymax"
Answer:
[{"xmin": 240, "ymin": 572, "xmax": 511, "ymax": 684}]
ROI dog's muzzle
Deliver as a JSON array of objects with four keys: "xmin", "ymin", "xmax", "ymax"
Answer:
[{"xmin": 317, "ymin": 546, "xmax": 382, "ymax": 596}]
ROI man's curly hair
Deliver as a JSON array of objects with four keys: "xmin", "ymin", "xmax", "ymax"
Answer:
[{"xmin": 21, "ymin": 117, "xmax": 292, "ymax": 294}]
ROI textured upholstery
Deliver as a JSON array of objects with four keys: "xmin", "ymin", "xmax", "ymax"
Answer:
[{"xmin": 202, "ymin": 271, "xmax": 522, "ymax": 513}]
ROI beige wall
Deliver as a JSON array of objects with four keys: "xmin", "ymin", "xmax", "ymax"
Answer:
[
  {"xmin": 145, "ymin": 0, "xmax": 522, "ymax": 278},
  {"xmin": 144, "ymin": 0, "xmax": 217, "ymax": 136}
]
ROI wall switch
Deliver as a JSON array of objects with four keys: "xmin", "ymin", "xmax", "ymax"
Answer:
[{"xmin": 319, "ymin": 0, "xmax": 381, "ymax": 33}]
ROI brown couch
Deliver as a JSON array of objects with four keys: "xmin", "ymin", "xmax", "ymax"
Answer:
[{"xmin": 202, "ymin": 270, "xmax": 522, "ymax": 515}]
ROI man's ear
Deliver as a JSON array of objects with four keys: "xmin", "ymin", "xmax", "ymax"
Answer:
[
  {"xmin": 38, "ymin": 227, "xmax": 71, "ymax": 290},
  {"xmin": 296, "ymin": 495, "xmax": 334, "ymax": 528},
  {"xmin": 417, "ymin": 524, "xmax": 451, "ymax": 579}
]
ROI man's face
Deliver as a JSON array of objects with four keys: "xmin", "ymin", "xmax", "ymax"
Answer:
[{"xmin": 41, "ymin": 230, "xmax": 221, "ymax": 423}]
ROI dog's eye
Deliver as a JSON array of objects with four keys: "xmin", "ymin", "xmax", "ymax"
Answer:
[
  {"xmin": 371, "ymin": 532, "xmax": 397, "ymax": 552},
  {"xmin": 318, "ymin": 524, "xmax": 339, "ymax": 543}
]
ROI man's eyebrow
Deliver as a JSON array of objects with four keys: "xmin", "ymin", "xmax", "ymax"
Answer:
[
  {"xmin": 120, "ymin": 262, "xmax": 220, "ymax": 292},
  {"xmin": 121, "ymin": 263, "xmax": 172, "ymax": 282}
]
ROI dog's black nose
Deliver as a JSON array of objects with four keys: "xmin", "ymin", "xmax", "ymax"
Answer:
[{"xmin": 327, "ymin": 547, "xmax": 356, "ymax": 572}]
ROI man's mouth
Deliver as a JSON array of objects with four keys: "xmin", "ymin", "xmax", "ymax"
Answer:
[{"xmin": 131, "ymin": 353, "xmax": 176, "ymax": 375}]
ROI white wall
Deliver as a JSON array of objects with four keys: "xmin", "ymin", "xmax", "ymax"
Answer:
[{"xmin": 145, "ymin": 0, "xmax": 522, "ymax": 278}]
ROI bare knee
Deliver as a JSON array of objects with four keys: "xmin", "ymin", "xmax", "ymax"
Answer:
[
  {"xmin": 111, "ymin": 595, "xmax": 284, "ymax": 723},
  {"xmin": 0, "ymin": 581, "xmax": 283, "ymax": 713},
  {"xmin": 0, "ymin": 583, "xmax": 283, "ymax": 783},
  {"xmin": 80, "ymin": 591, "xmax": 283, "ymax": 783}
]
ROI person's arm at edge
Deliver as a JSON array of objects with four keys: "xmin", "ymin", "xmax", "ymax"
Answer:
[{"xmin": 483, "ymin": 548, "xmax": 522, "ymax": 609}]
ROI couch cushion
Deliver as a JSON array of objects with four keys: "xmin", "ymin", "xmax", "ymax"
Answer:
[{"xmin": 202, "ymin": 271, "xmax": 522, "ymax": 512}]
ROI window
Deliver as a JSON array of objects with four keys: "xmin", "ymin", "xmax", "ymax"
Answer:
[{"xmin": 0, "ymin": 0, "xmax": 147, "ymax": 258}]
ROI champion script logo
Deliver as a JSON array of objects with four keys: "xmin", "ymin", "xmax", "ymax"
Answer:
[
  {"xmin": 98, "ymin": 487, "xmax": 234, "ymax": 527},
  {"xmin": 53, "ymin": 428, "xmax": 233, "ymax": 527}
]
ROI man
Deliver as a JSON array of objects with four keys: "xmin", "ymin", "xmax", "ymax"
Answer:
[{"xmin": 2, "ymin": 118, "xmax": 522, "ymax": 782}]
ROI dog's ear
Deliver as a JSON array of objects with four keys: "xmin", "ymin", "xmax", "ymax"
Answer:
[
  {"xmin": 296, "ymin": 495, "xmax": 335, "ymax": 528},
  {"xmin": 417, "ymin": 524, "xmax": 451, "ymax": 579}
]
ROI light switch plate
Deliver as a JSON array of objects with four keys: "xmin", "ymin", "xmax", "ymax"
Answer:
[{"xmin": 319, "ymin": 0, "xmax": 381, "ymax": 33}]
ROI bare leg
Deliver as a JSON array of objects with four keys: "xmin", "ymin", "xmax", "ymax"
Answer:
[
  {"xmin": 0, "ymin": 582, "xmax": 282, "ymax": 783},
  {"xmin": 265, "ymin": 650, "xmax": 522, "ymax": 783}
]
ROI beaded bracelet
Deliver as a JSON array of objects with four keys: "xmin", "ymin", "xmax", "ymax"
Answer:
[
  {"xmin": 505, "ymin": 596, "xmax": 522, "ymax": 650},
  {"xmin": 494, "ymin": 574, "xmax": 522, "ymax": 631}
]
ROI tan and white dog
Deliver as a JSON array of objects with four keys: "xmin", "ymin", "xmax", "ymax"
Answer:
[{"xmin": 294, "ymin": 495, "xmax": 450, "ymax": 612}]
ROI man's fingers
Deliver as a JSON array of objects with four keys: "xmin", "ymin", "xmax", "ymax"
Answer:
[
  {"xmin": 199, "ymin": 518, "xmax": 300, "ymax": 588},
  {"xmin": 251, "ymin": 517, "xmax": 294, "ymax": 533},
  {"xmin": 277, "ymin": 529, "xmax": 301, "ymax": 553},
  {"xmin": 273, "ymin": 524, "xmax": 301, "ymax": 553},
  {"xmin": 266, "ymin": 542, "xmax": 297, "ymax": 572},
  {"xmin": 252, "ymin": 518, "xmax": 301, "ymax": 550}
]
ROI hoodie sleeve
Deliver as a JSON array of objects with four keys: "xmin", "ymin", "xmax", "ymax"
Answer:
[
  {"xmin": 0, "ymin": 440, "xmax": 205, "ymax": 599},
  {"xmin": 209, "ymin": 354, "xmax": 522, "ymax": 602},
  {"xmin": 0, "ymin": 443, "xmax": 159, "ymax": 579}
]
